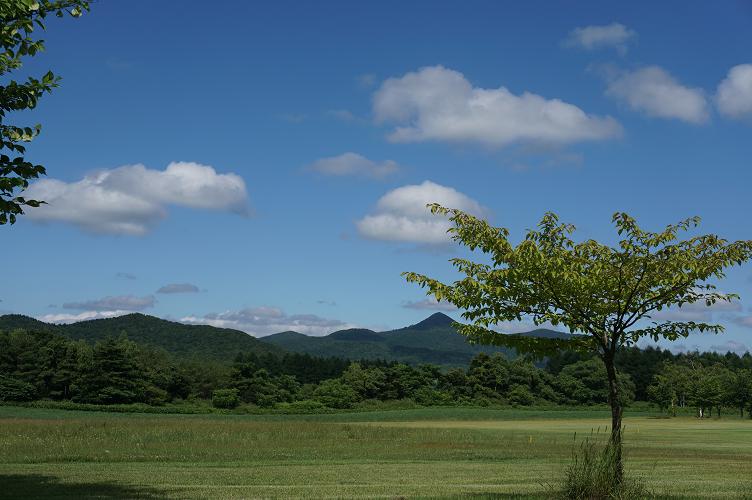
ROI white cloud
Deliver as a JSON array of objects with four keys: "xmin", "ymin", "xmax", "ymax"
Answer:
[
  {"xmin": 372, "ymin": 65, "xmax": 621, "ymax": 148},
  {"xmin": 402, "ymin": 297, "xmax": 458, "ymax": 312},
  {"xmin": 309, "ymin": 152, "xmax": 400, "ymax": 178},
  {"xmin": 156, "ymin": 283, "xmax": 200, "ymax": 294},
  {"xmin": 62, "ymin": 295, "xmax": 156, "ymax": 311},
  {"xmin": 492, "ymin": 320, "xmax": 559, "ymax": 334},
  {"xmin": 651, "ymin": 299, "xmax": 742, "ymax": 323},
  {"xmin": 563, "ymin": 23, "xmax": 636, "ymax": 54},
  {"xmin": 716, "ymin": 63, "xmax": 752, "ymax": 119},
  {"xmin": 181, "ymin": 306, "xmax": 356, "ymax": 337},
  {"xmin": 326, "ymin": 109, "xmax": 359, "ymax": 122},
  {"xmin": 357, "ymin": 180, "xmax": 485, "ymax": 244},
  {"xmin": 38, "ymin": 310, "xmax": 131, "ymax": 324},
  {"xmin": 605, "ymin": 66, "xmax": 709, "ymax": 123},
  {"xmin": 710, "ymin": 340, "xmax": 749, "ymax": 355},
  {"xmin": 24, "ymin": 162, "xmax": 249, "ymax": 235},
  {"xmin": 734, "ymin": 316, "xmax": 752, "ymax": 328}
]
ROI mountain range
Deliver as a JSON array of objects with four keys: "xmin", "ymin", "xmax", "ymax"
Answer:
[
  {"xmin": 0, "ymin": 312, "xmax": 567, "ymax": 366},
  {"xmin": 262, "ymin": 313, "xmax": 567, "ymax": 366}
]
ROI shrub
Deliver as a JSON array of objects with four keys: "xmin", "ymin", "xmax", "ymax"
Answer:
[
  {"xmin": 508, "ymin": 384, "xmax": 535, "ymax": 406},
  {"xmin": 313, "ymin": 379, "xmax": 359, "ymax": 408},
  {"xmin": 0, "ymin": 375, "xmax": 36, "ymax": 402},
  {"xmin": 212, "ymin": 388, "xmax": 240, "ymax": 409},
  {"xmin": 560, "ymin": 434, "xmax": 650, "ymax": 499}
]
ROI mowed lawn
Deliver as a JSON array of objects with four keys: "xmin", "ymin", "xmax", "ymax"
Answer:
[{"xmin": 0, "ymin": 406, "xmax": 750, "ymax": 499}]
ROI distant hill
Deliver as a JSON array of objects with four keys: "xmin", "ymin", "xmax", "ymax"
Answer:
[
  {"xmin": 0, "ymin": 312, "xmax": 569, "ymax": 367},
  {"xmin": 0, "ymin": 313, "xmax": 282, "ymax": 361},
  {"xmin": 262, "ymin": 312, "xmax": 569, "ymax": 367}
]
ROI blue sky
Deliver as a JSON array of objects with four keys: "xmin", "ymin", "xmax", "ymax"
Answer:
[{"xmin": 4, "ymin": 1, "xmax": 752, "ymax": 353}]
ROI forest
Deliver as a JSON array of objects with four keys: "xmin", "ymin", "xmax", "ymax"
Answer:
[{"xmin": 1, "ymin": 327, "xmax": 750, "ymax": 417}]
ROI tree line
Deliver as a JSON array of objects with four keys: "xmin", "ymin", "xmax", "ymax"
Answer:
[{"xmin": 1, "ymin": 327, "xmax": 751, "ymax": 416}]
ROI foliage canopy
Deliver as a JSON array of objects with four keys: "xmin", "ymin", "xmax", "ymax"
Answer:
[
  {"xmin": 0, "ymin": 0, "xmax": 88, "ymax": 224},
  {"xmin": 404, "ymin": 205, "xmax": 752, "ymax": 359}
]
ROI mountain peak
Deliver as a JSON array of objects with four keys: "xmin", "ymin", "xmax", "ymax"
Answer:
[{"xmin": 411, "ymin": 312, "xmax": 455, "ymax": 330}]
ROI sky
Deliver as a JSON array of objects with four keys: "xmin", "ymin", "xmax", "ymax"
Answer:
[{"xmin": 3, "ymin": 0, "xmax": 752, "ymax": 354}]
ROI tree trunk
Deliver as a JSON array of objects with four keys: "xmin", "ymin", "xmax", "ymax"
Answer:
[{"xmin": 603, "ymin": 353, "xmax": 623, "ymax": 485}]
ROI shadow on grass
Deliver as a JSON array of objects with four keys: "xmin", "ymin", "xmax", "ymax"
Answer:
[{"xmin": 0, "ymin": 474, "xmax": 171, "ymax": 499}]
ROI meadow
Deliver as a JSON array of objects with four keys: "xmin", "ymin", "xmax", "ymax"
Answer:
[{"xmin": 1, "ymin": 405, "xmax": 751, "ymax": 499}]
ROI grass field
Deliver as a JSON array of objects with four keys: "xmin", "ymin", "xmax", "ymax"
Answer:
[{"xmin": 1, "ymin": 405, "xmax": 751, "ymax": 499}]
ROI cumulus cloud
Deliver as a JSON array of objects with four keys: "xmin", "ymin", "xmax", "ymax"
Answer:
[
  {"xmin": 156, "ymin": 283, "xmax": 200, "ymax": 294},
  {"xmin": 181, "ymin": 306, "xmax": 355, "ymax": 337},
  {"xmin": 710, "ymin": 340, "xmax": 750, "ymax": 355},
  {"xmin": 372, "ymin": 65, "xmax": 621, "ymax": 148},
  {"xmin": 605, "ymin": 66, "xmax": 709, "ymax": 123},
  {"xmin": 357, "ymin": 180, "xmax": 485, "ymax": 244},
  {"xmin": 38, "ymin": 310, "xmax": 131, "ymax": 324},
  {"xmin": 62, "ymin": 295, "xmax": 155, "ymax": 311},
  {"xmin": 563, "ymin": 23, "xmax": 636, "ymax": 54},
  {"xmin": 308, "ymin": 152, "xmax": 400, "ymax": 178},
  {"xmin": 716, "ymin": 63, "xmax": 752, "ymax": 119},
  {"xmin": 24, "ymin": 162, "xmax": 250, "ymax": 235},
  {"xmin": 402, "ymin": 297, "xmax": 458, "ymax": 312}
]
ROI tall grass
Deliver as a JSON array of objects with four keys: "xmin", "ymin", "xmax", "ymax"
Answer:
[{"xmin": 561, "ymin": 429, "xmax": 651, "ymax": 499}]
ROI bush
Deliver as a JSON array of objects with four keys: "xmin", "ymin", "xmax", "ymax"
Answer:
[
  {"xmin": 313, "ymin": 379, "xmax": 359, "ymax": 408},
  {"xmin": 508, "ymin": 384, "xmax": 535, "ymax": 406},
  {"xmin": 212, "ymin": 388, "xmax": 240, "ymax": 409},
  {"xmin": 560, "ymin": 435, "xmax": 650, "ymax": 499},
  {"xmin": 0, "ymin": 375, "xmax": 36, "ymax": 402}
]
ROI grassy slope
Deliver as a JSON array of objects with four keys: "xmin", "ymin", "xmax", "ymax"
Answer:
[
  {"xmin": 0, "ymin": 313, "xmax": 281, "ymax": 361},
  {"xmin": 1, "ymin": 406, "xmax": 750, "ymax": 499}
]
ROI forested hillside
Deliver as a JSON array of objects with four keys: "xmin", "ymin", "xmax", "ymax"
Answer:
[
  {"xmin": 1, "ymin": 325, "xmax": 750, "ymax": 416},
  {"xmin": 0, "ymin": 313, "xmax": 281, "ymax": 361},
  {"xmin": 262, "ymin": 312, "xmax": 566, "ymax": 366}
]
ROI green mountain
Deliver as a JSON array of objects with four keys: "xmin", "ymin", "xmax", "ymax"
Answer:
[
  {"xmin": 262, "ymin": 312, "xmax": 568, "ymax": 366},
  {"xmin": 0, "ymin": 312, "xmax": 568, "ymax": 366},
  {"xmin": 0, "ymin": 313, "xmax": 282, "ymax": 361}
]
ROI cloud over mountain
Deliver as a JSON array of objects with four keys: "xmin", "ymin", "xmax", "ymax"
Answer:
[
  {"xmin": 38, "ymin": 310, "xmax": 132, "ymax": 324},
  {"xmin": 181, "ymin": 306, "xmax": 356, "ymax": 337},
  {"xmin": 62, "ymin": 294, "xmax": 156, "ymax": 311},
  {"xmin": 157, "ymin": 283, "xmax": 200, "ymax": 294},
  {"xmin": 402, "ymin": 297, "xmax": 458, "ymax": 311}
]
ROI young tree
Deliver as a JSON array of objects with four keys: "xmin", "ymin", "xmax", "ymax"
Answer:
[
  {"xmin": 1, "ymin": 0, "xmax": 89, "ymax": 224},
  {"xmin": 404, "ymin": 206, "xmax": 752, "ymax": 482},
  {"xmin": 722, "ymin": 368, "xmax": 752, "ymax": 418}
]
